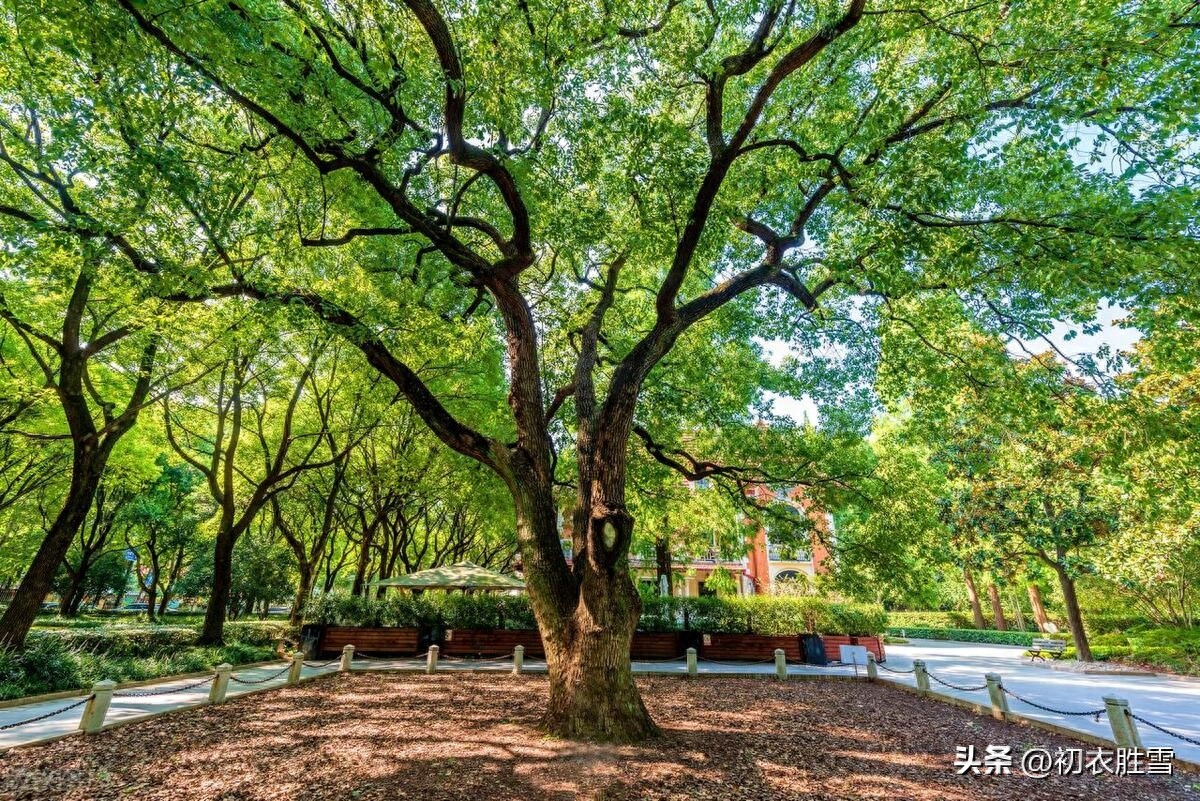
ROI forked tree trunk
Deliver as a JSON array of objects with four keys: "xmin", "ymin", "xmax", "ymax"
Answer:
[
  {"xmin": 963, "ymin": 567, "xmax": 986, "ymax": 629},
  {"xmin": 987, "ymin": 583, "xmax": 1007, "ymax": 630},
  {"xmin": 1028, "ymin": 583, "xmax": 1050, "ymax": 631},
  {"xmin": 535, "ymin": 514, "xmax": 655, "ymax": 742}
]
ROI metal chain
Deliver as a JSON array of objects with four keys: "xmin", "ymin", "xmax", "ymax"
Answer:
[
  {"xmin": 928, "ymin": 673, "xmax": 988, "ymax": 692},
  {"xmin": 632, "ymin": 656, "xmax": 687, "ymax": 663},
  {"xmin": 0, "ymin": 695, "xmax": 93, "ymax": 731},
  {"xmin": 228, "ymin": 664, "xmax": 293, "ymax": 685},
  {"xmin": 1000, "ymin": 685, "xmax": 1106, "ymax": 718},
  {"xmin": 876, "ymin": 662, "xmax": 915, "ymax": 674},
  {"xmin": 114, "ymin": 675, "xmax": 215, "ymax": 697},
  {"xmin": 1130, "ymin": 713, "xmax": 1200, "ymax": 747},
  {"xmin": 696, "ymin": 657, "xmax": 779, "ymax": 667},
  {"xmin": 302, "ymin": 658, "xmax": 341, "ymax": 669}
]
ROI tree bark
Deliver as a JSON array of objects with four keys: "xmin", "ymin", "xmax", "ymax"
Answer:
[
  {"xmin": 1027, "ymin": 583, "xmax": 1050, "ymax": 631},
  {"xmin": 963, "ymin": 567, "xmax": 986, "ymax": 629},
  {"xmin": 0, "ymin": 454, "xmax": 104, "ymax": 646},
  {"xmin": 198, "ymin": 528, "xmax": 237, "ymax": 645},
  {"xmin": 1054, "ymin": 567, "xmax": 1092, "ymax": 661},
  {"xmin": 986, "ymin": 582, "xmax": 1007, "ymax": 630},
  {"xmin": 654, "ymin": 535, "xmax": 672, "ymax": 595}
]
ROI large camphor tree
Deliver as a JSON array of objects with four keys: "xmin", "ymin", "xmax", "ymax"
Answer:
[{"xmin": 2, "ymin": 0, "xmax": 1197, "ymax": 739}]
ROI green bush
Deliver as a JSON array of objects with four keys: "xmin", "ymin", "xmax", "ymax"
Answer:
[
  {"xmin": 885, "ymin": 626, "xmax": 1042, "ymax": 646},
  {"xmin": 886, "ymin": 611, "xmax": 979, "ymax": 629},
  {"xmin": 304, "ymin": 592, "xmax": 889, "ymax": 636}
]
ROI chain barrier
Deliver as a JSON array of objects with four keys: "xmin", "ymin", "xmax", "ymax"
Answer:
[
  {"xmin": 632, "ymin": 655, "xmax": 687, "ymax": 663},
  {"xmin": 999, "ymin": 684, "xmax": 1106, "ymax": 720},
  {"xmin": 696, "ymin": 657, "xmax": 778, "ymax": 667},
  {"xmin": 927, "ymin": 673, "xmax": 988, "ymax": 693},
  {"xmin": 228, "ymin": 664, "xmax": 293, "ymax": 686},
  {"xmin": 113, "ymin": 675, "xmax": 216, "ymax": 698},
  {"xmin": 1129, "ymin": 713, "xmax": 1200, "ymax": 747},
  {"xmin": 355, "ymin": 651, "xmax": 431, "ymax": 662},
  {"xmin": 0, "ymin": 695, "xmax": 93, "ymax": 731},
  {"xmin": 875, "ymin": 662, "xmax": 915, "ymax": 675},
  {"xmin": 301, "ymin": 658, "xmax": 341, "ymax": 669}
]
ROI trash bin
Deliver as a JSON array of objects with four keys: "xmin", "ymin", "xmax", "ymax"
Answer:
[{"xmin": 800, "ymin": 633, "xmax": 827, "ymax": 665}]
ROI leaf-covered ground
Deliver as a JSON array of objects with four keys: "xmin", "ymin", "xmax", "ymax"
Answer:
[{"xmin": 0, "ymin": 673, "xmax": 1195, "ymax": 800}]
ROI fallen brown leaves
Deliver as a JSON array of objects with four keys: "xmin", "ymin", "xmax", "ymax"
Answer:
[{"xmin": 0, "ymin": 674, "xmax": 1194, "ymax": 801}]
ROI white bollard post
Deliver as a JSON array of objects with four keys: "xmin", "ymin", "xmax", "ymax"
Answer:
[
  {"xmin": 78, "ymin": 680, "xmax": 116, "ymax": 733},
  {"xmin": 288, "ymin": 651, "xmax": 305, "ymax": 684},
  {"xmin": 1103, "ymin": 696, "xmax": 1143, "ymax": 749},
  {"xmin": 774, "ymin": 648, "xmax": 786, "ymax": 679},
  {"xmin": 866, "ymin": 653, "xmax": 878, "ymax": 681},
  {"xmin": 427, "ymin": 644, "xmax": 440, "ymax": 674},
  {"xmin": 209, "ymin": 663, "xmax": 232, "ymax": 704},
  {"xmin": 985, "ymin": 673, "xmax": 1009, "ymax": 721},
  {"xmin": 512, "ymin": 645, "xmax": 524, "ymax": 675},
  {"xmin": 341, "ymin": 645, "xmax": 355, "ymax": 672},
  {"xmin": 913, "ymin": 660, "xmax": 930, "ymax": 693},
  {"xmin": 686, "ymin": 647, "xmax": 697, "ymax": 677}
]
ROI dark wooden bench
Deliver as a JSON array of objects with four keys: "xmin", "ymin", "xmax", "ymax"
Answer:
[{"xmin": 1028, "ymin": 638, "xmax": 1066, "ymax": 661}]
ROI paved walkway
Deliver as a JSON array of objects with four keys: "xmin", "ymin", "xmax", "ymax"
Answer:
[
  {"xmin": 0, "ymin": 641, "xmax": 1196, "ymax": 762},
  {"xmin": 878, "ymin": 639, "xmax": 1200, "ymax": 763}
]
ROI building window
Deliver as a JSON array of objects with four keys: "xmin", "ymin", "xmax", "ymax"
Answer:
[{"xmin": 776, "ymin": 569, "xmax": 800, "ymax": 581}]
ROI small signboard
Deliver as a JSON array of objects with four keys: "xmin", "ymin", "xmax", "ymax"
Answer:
[
  {"xmin": 445, "ymin": 629, "xmax": 453, "ymax": 641},
  {"xmin": 839, "ymin": 644, "xmax": 869, "ymax": 666},
  {"xmin": 702, "ymin": 634, "xmax": 712, "ymax": 646}
]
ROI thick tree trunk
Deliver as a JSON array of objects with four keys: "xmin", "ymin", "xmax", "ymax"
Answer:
[
  {"xmin": 198, "ymin": 529, "xmax": 237, "ymax": 645},
  {"xmin": 1027, "ymin": 583, "xmax": 1050, "ymax": 631},
  {"xmin": 962, "ymin": 567, "xmax": 986, "ymax": 629},
  {"xmin": 0, "ymin": 452, "xmax": 104, "ymax": 648},
  {"xmin": 987, "ymin": 583, "xmax": 1007, "ymax": 630},
  {"xmin": 1054, "ymin": 567, "xmax": 1092, "ymax": 661}
]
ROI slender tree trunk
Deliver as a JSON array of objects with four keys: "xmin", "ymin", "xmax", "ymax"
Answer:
[
  {"xmin": 987, "ymin": 583, "xmax": 1007, "ymax": 630},
  {"xmin": 198, "ymin": 528, "xmax": 237, "ymax": 645},
  {"xmin": 1054, "ymin": 567, "xmax": 1092, "ymax": 661},
  {"xmin": 1009, "ymin": 588, "xmax": 1027, "ymax": 632},
  {"xmin": 351, "ymin": 530, "xmax": 373, "ymax": 596},
  {"xmin": 1027, "ymin": 583, "xmax": 1049, "ymax": 631},
  {"xmin": 292, "ymin": 560, "xmax": 314, "ymax": 624},
  {"xmin": 963, "ymin": 567, "xmax": 986, "ymax": 629},
  {"xmin": 0, "ymin": 452, "xmax": 105, "ymax": 648},
  {"xmin": 654, "ymin": 535, "xmax": 672, "ymax": 595}
]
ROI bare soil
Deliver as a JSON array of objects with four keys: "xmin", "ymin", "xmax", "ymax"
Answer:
[{"xmin": 0, "ymin": 673, "xmax": 1195, "ymax": 800}]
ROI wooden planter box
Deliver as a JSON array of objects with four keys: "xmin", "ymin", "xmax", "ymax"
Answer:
[
  {"xmin": 820, "ymin": 634, "xmax": 886, "ymax": 663},
  {"xmin": 441, "ymin": 628, "xmax": 545, "ymax": 658},
  {"xmin": 631, "ymin": 631, "xmax": 684, "ymax": 660},
  {"xmin": 698, "ymin": 633, "xmax": 801, "ymax": 662},
  {"xmin": 317, "ymin": 626, "xmax": 420, "ymax": 657}
]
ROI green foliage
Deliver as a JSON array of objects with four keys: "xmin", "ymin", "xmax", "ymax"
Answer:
[
  {"xmin": 1060, "ymin": 628, "xmax": 1200, "ymax": 674},
  {"xmin": 0, "ymin": 635, "xmax": 276, "ymax": 700},
  {"xmin": 886, "ymin": 611, "xmax": 981, "ymax": 630},
  {"xmin": 304, "ymin": 592, "xmax": 885, "ymax": 636},
  {"xmin": 885, "ymin": 626, "xmax": 1043, "ymax": 647}
]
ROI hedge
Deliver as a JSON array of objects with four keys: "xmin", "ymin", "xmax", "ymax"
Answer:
[
  {"xmin": 305, "ymin": 593, "xmax": 888, "ymax": 637},
  {"xmin": 25, "ymin": 620, "xmax": 296, "ymax": 658},
  {"xmin": 884, "ymin": 626, "xmax": 1047, "ymax": 647},
  {"xmin": 885, "ymin": 611, "xmax": 979, "ymax": 629}
]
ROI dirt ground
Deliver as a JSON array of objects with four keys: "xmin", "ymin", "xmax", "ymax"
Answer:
[{"xmin": 0, "ymin": 673, "xmax": 1195, "ymax": 800}]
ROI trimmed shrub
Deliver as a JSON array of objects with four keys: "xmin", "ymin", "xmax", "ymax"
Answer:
[
  {"xmin": 885, "ymin": 626, "xmax": 1043, "ymax": 646},
  {"xmin": 304, "ymin": 592, "xmax": 889, "ymax": 636},
  {"xmin": 886, "ymin": 611, "xmax": 979, "ymax": 629}
]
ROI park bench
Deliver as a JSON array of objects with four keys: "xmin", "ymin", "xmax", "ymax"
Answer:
[{"xmin": 1027, "ymin": 638, "xmax": 1066, "ymax": 661}]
